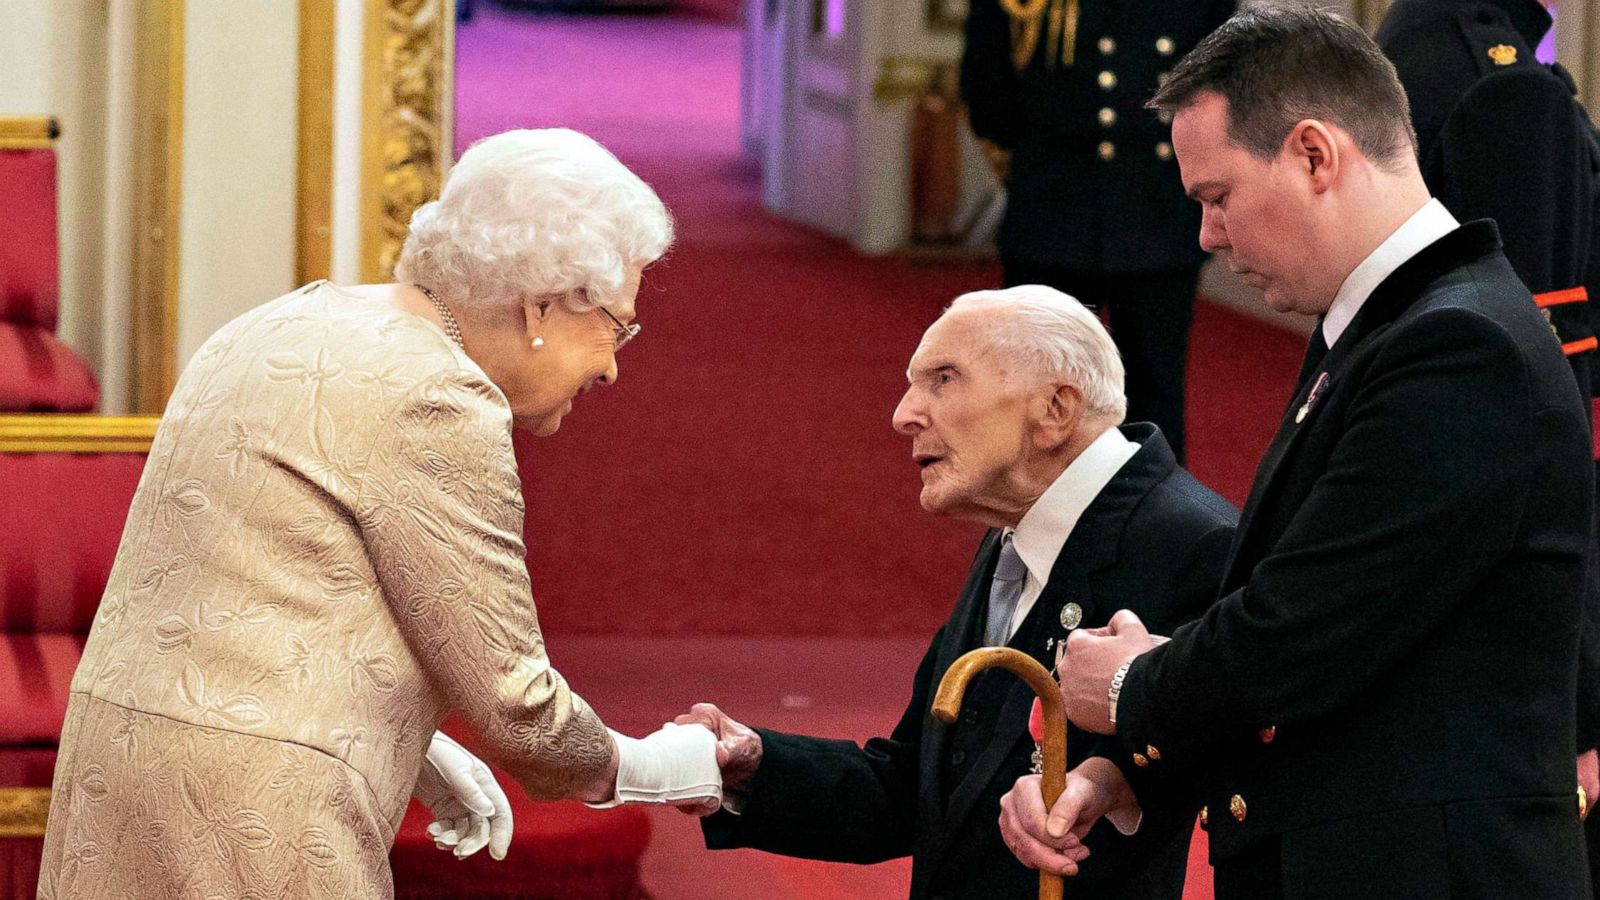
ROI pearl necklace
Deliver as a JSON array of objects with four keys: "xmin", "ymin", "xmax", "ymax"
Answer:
[{"xmin": 414, "ymin": 284, "xmax": 464, "ymax": 350}]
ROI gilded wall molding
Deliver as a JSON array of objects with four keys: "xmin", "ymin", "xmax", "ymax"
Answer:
[
  {"xmin": 0, "ymin": 116, "xmax": 60, "ymax": 150},
  {"xmin": 360, "ymin": 0, "xmax": 454, "ymax": 283},
  {"xmin": 130, "ymin": 0, "xmax": 184, "ymax": 414},
  {"xmin": 297, "ymin": 0, "xmax": 337, "ymax": 285},
  {"xmin": 0, "ymin": 415, "xmax": 160, "ymax": 454},
  {"xmin": 0, "ymin": 787, "xmax": 52, "ymax": 837}
]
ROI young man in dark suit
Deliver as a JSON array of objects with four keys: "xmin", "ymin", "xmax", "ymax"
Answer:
[
  {"xmin": 675, "ymin": 286, "xmax": 1237, "ymax": 899},
  {"xmin": 1001, "ymin": 7, "xmax": 1593, "ymax": 898}
]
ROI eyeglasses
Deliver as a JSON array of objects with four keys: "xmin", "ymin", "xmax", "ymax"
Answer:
[{"xmin": 598, "ymin": 306, "xmax": 641, "ymax": 351}]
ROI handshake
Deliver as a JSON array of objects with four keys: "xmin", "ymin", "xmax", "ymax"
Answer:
[{"xmin": 591, "ymin": 702, "xmax": 763, "ymax": 817}]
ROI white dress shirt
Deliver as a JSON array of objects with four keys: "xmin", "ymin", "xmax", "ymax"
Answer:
[
  {"xmin": 998, "ymin": 425, "xmax": 1140, "ymax": 642},
  {"xmin": 1322, "ymin": 198, "xmax": 1460, "ymax": 347}
]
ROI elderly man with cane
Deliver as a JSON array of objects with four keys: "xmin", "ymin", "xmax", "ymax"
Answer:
[{"xmin": 676, "ymin": 285, "xmax": 1236, "ymax": 900}]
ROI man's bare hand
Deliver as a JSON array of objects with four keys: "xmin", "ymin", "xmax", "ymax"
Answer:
[
  {"xmin": 1058, "ymin": 610, "xmax": 1152, "ymax": 734},
  {"xmin": 674, "ymin": 702, "xmax": 762, "ymax": 794},
  {"xmin": 997, "ymin": 772, "xmax": 1097, "ymax": 877}
]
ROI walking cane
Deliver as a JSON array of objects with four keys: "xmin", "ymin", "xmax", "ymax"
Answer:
[{"xmin": 931, "ymin": 647, "xmax": 1067, "ymax": 900}]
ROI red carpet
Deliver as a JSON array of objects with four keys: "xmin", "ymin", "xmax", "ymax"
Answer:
[
  {"xmin": 454, "ymin": 8, "xmax": 1306, "ymax": 898},
  {"xmin": 457, "ymin": 7, "xmax": 1304, "ymax": 641}
]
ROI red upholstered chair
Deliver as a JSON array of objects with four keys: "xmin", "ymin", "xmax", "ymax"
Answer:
[
  {"xmin": 0, "ymin": 117, "xmax": 99, "ymax": 413},
  {"xmin": 0, "ymin": 415, "xmax": 154, "ymax": 900}
]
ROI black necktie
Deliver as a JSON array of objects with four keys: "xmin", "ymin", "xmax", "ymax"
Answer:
[{"xmin": 1296, "ymin": 321, "xmax": 1330, "ymax": 392}]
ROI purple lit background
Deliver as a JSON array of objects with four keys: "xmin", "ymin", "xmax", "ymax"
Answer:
[{"xmin": 1538, "ymin": 4, "xmax": 1558, "ymax": 63}]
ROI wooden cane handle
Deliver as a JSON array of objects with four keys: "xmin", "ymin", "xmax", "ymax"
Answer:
[{"xmin": 932, "ymin": 647, "xmax": 1068, "ymax": 900}]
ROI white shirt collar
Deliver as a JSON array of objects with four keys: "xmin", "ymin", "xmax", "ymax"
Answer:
[
  {"xmin": 1322, "ymin": 198, "xmax": 1459, "ymax": 346},
  {"xmin": 1006, "ymin": 426, "xmax": 1140, "ymax": 589}
]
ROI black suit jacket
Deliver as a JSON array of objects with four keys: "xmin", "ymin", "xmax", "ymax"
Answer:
[
  {"xmin": 961, "ymin": 0, "xmax": 1233, "ymax": 273},
  {"xmin": 703, "ymin": 424, "xmax": 1236, "ymax": 899},
  {"xmin": 1376, "ymin": 0, "xmax": 1600, "ymax": 754},
  {"xmin": 1115, "ymin": 222, "xmax": 1593, "ymax": 899}
]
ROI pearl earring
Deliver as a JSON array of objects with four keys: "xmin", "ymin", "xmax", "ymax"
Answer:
[{"xmin": 530, "ymin": 300, "xmax": 549, "ymax": 349}]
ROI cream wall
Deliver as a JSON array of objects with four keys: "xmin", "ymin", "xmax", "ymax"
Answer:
[
  {"xmin": 177, "ymin": 1, "xmax": 300, "ymax": 364},
  {"xmin": 0, "ymin": 1, "xmax": 307, "ymax": 399},
  {"xmin": 331, "ymin": 0, "xmax": 367, "ymax": 285}
]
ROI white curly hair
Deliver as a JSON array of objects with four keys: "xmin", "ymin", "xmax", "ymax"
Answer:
[
  {"xmin": 946, "ymin": 285, "xmax": 1127, "ymax": 421},
  {"xmin": 395, "ymin": 128, "xmax": 673, "ymax": 313}
]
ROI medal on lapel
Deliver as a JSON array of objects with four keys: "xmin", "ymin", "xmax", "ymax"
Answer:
[
  {"xmin": 1029, "ymin": 698, "xmax": 1045, "ymax": 774},
  {"xmin": 1296, "ymin": 372, "xmax": 1330, "ymax": 424},
  {"xmin": 1028, "ymin": 640, "xmax": 1068, "ymax": 774}
]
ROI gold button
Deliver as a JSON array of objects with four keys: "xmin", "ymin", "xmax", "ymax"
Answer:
[
  {"xmin": 1258, "ymin": 725, "xmax": 1276, "ymax": 744},
  {"xmin": 1157, "ymin": 71, "xmax": 1171, "ymax": 87},
  {"xmin": 1098, "ymin": 37, "xmax": 1116, "ymax": 55},
  {"xmin": 1145, "ymin": 744, "xmax": 1161, "ymax": 761},
  {"xmin": 1158, "ymin": 108, "xmax": 1173, "ymax": 124},
  {"xmin": 1199, "ymin": 805, "xmax": 1209, "ymax": 827},
  {"xmin": 1098, "ymin": 107, "xmax": 1117, "ymax": 128},
  {"xmin": 1132, "ymin": 752, "xmax": 1149, "ymax": 767},
  {"xmin": 1059, "ymin": 602, "xmax": 1084, "ymax": 630},
  {"xmin": 1098, "ymin": 70, "xmax": 1117, "ymax": 91},
  {"xmin": 1156, "ymin": 36, "xmax": 1175, "ymax": 55},
  {"xmin": 1155, "ymin": 142, "xmax": 1172, "ymax": 160},
  {"xmin": 1097, "ymin": 141, "xmax": 1116, "ymax": 161},
  {"xmin": 1230, "ymin": 794, "xmax": 1248, "ymax": 822}
]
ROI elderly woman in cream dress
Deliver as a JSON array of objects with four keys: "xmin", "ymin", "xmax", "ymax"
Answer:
[{"xmin": 38, "ymin": 129, "xmax": 720, "ymax": 899}]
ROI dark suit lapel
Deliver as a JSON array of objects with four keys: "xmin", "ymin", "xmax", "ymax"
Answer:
[
  {"xmin": 1227, "ymin": 220, "xmax": 1504, "ymax": 586},
  {"xmin": 1231, "ymin": 330, "xmax": 1353, "ymax": 550},
  {"xmin": 929, "ymin": 425, "xmax": 1175, "ymax": 859},
  {"xmin": 920, "ymin": 529, "xmax": 1004, "ymax": 828}
]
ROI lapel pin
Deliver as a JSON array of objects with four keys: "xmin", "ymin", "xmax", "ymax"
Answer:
[{"xmin": 1296, "ymin": 372, "xmax": 1330, "ymax": 424}]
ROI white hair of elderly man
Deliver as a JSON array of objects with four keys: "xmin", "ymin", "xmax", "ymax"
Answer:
[{"xmin": 946, "ymin": 285, "xmax": 1128, "ymax": 421}]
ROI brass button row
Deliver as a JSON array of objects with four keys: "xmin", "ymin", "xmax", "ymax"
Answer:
[
  {"xmin": 1095, "ymin": 142, "xmax": 1173, "ymax": 162},
  {"xmin": 1200, "ymin": 794, "xmax": 1249, "ymax": 827},
  {"xmin": 1097, "ymin": 36, "xmax": 1172, "ymax": 55},
  {"xmin": 1131, "ymin": 743, "xmax": 1162, "ymax": 766}
]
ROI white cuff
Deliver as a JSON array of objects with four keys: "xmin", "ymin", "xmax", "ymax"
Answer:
[
  {"xmin": 1106, "ymin": 803, "xmax": 1143, "ymax": 836},
  {"xmin": 586, "ymin": 723, "xmax": 723, "ymax": 809}
]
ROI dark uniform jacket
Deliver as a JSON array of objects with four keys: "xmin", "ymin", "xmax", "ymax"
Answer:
[
  {"xmin": 1376, "ymin": 0, "xmax": 1600, "ymax": 753},
  {"xmin": 1377, "ymin": 0, "xmax": 1599, "ymax": 386},
  {"xmin": 960, "ymin": 0, "xmax": 1233, "ymax": 273},
  {"xmin": 702, "ymin": 424, "xmax": 1235, "ymax": 899},
  {"xmin": 1114, "ymin": 222, "xmax": 1593, "ymax": 899}
]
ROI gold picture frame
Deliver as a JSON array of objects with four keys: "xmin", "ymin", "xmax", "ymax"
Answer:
[{"xmin": 360, "ymin": 0, "xmax": 455, "ymax": 283}]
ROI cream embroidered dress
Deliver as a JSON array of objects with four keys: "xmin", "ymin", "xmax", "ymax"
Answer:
[{"xmin": 38, "ymin": 282, "xmax": 611, "ymax": 898}]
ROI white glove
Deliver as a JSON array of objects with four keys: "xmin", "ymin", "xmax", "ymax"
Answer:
[
  {"xmin": 586, "ymin": 723, "xmax": 723, "ymax": 810},
  {"xmin": 414, "ymin": 731, "xmax": 514, "ymax": 860}
]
